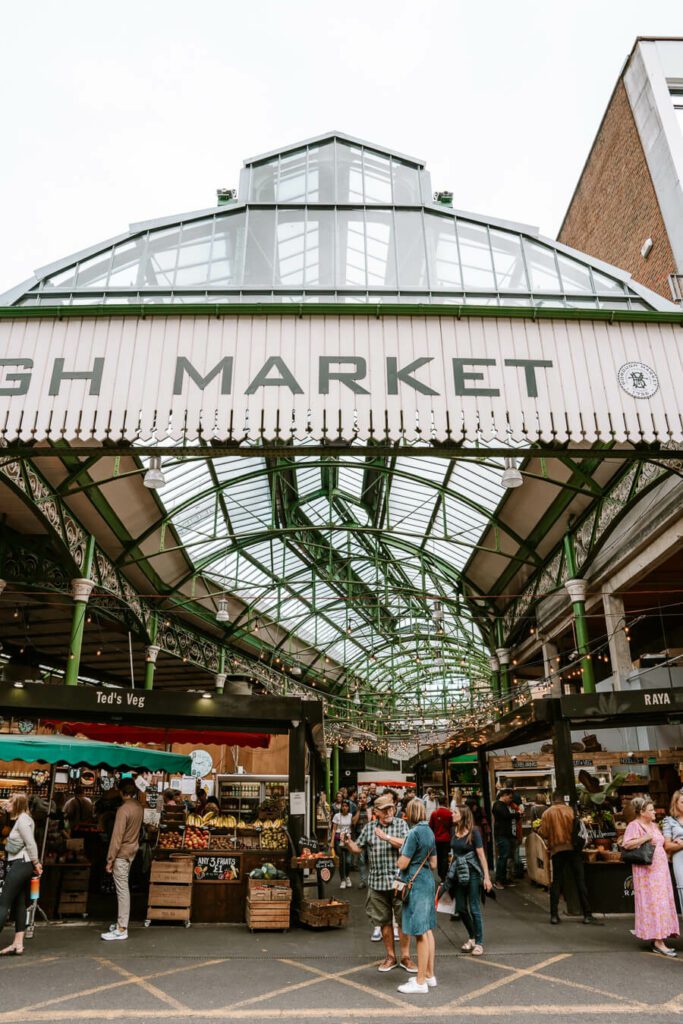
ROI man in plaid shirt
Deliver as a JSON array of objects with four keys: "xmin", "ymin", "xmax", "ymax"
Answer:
[{"xmin": 344, "ymin": 793, "xmax": 418, "ymax": 973}]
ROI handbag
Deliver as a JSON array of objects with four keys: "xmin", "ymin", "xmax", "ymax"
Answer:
[
  {"xmin": 393, "ymin": 848, "xmax": 432, "ymax": 903},
  {"xmin": 620, "ymin": 823, "xmax": 654, "ymax": 865},
  {"xmin": 621, "ymin": 841, "xmax": 654, "ymax": 865},
  {"xmin": 572, "ymin": 814, "xmax": 589, "ymax": 853}
]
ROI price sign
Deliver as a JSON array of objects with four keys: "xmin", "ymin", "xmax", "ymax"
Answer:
[
  {"xmin": 194, "ymin": 856, "xmax": 240, "ymax": 882},
  {"xmin": 316, "ymin": 858, "xmax": 336, "ymax": 885}
]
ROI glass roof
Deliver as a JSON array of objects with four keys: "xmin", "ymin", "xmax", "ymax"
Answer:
[
  {"xmin": 2, "ymin": 133, "xmax": 669, "ymax": 311},
  {"xmin": 3, "ymin": 132, "xmax": 676, "ymax": 731}
]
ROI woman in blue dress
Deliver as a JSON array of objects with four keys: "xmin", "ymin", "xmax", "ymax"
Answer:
[{"xmin": 395, "ymin": 799, "xmax": 437, "ymax": 994}]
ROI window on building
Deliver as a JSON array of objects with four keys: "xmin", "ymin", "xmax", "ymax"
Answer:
[{"xmin": 670, "ymin": 87, "xmax": 683, "ymax": 135}]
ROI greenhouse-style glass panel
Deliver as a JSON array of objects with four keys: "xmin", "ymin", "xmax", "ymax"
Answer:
[
  {"xmin": 363, "ymin": 151, "xmax": 393, "ymax": 203},
  {"xmin": 276, "ymin": 209, "xmax": 306, "ymax": 286},
  {"xmin": 145, "ymin": 226, "xmax": 183, "ymax": 286},
  {"xmin": 44, "ymin": 262, "xmax": 80, "ymax": 288},
  {"xmin": 523, "ymin": 240, "xmax": 561, "ymax": 291},
  {"xmin": 556, "ymin": 254, "xmax": 593, "ymax": 293},
  {"xmin": 335, "ymin": 143, "xmax": 364, "ymax": 202},
  {"xmin": 277, "ymin": 149, "xmax": 308, "ymax": 202},
  {"xmin": 489, "ymin": 230, "xmax": 528, "ymax": 290},
  {"xmin": 106, "ymin": 239, "xmax": 145, "ymax": 287},
  {"xmin": 424, "ymin": 213, "xmax": 461, "ymax": 288},
  {"xmin": 336, "ymin": 210, "xmax": 367, "ymax": 286},
  {"xmin": 457, "ymin": 221, "xmax": 495, "ymax": 289},
  {"xmin": 176, "ymin": 220, "xmax": 214, "ymax": 268},
  {"xmin": 244, "ymin": 209, "xmax": 276, "ymax": 286},
  {"xmin": 305, "ymin": 210, "xmax": 335, "ymax": 287},
  {"xmin": 307, "ymin": 142, "xmax": 335, "ymax": 202},
  {"xmin": 392, "ymin": 159, "xmax": 421, "ymax": 204},
  {"xmin": 250, "ymin": 160, "xmax": 277, "ymax": 202},
  {"xmin": 395, "ymin": 211, "xmax": 428, "ymax": 289},
  {"xmin": 73, "ymin": 251, "xmax": 115, "ymax": 288},
  {"xmin": 365, "ymin": 212, "xmax": 395, "ymax": 287},
  {"xmin": 212, "ymin": 213, "xmax": 246, "ymax": 285},
  {"xmin": 592, "ymin": 268, "xmax": 627, "ymax": 294}
]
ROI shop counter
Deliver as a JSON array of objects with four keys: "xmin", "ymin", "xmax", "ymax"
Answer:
[{"xmin": 583, "ymin": 861, "xmax": 635, "ymax": 914}]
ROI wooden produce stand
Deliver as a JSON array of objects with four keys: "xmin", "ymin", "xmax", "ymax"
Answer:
[
  {"xmin": 57, "ymin": 864, "xmax": 91, "ymax": 919},
  {"xmin": 245, "ymin": 877, "xmax": 292, "ymax": 932},
  {"xmin": 145, "ymin": 856, "xmax": 193, "ymax": 928}
]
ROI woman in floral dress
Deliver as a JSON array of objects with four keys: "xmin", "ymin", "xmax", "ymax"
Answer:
[{"xmin": 622, "ymin": 797, "xmax": 679, "ymax": 957}]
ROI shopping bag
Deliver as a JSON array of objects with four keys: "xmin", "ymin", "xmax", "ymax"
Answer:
[{"xmin": 435, "ymin": 885, "xmax": 455, "ymax": 914}]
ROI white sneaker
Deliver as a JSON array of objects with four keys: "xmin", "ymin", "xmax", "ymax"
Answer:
[
  {"xmin": 397, "ymin": 977, "xmax": 429, "ymax": 994},
  {"xmin": 426, "ymin": 976, "xmax": 437, "ymax": 988},
  {"xmin": 371, "ymin": 926, "xmax": 382, "ymax": 941},
  {"xmin": 340, "ymin": 880, "xmax": 347, "ymax": 889},
  {"xmin": 101, "ymin": 929, "xmax": 128, "ymax": 941},
  {"xmin": 345, "ymin": 877, "xmax": 352, "ymax": 888}
]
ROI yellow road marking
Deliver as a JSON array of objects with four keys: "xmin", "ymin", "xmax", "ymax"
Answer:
[
  {"xmin": 0, "ymin": 1000, "xmax": 668, "ymax": 1020},
  {"xmin": 278, "ymin": 958, "xmax": 408, "ymax": 1008},
  {"xmin": 0, "ymin": 955, "xmax": 59, "ymax": 970},
  {"xmin": 446, "ymin": 953, "xmax": 571, "ymax": 1007},
  {"xmin": 0, "ymin": 957, "xmax": 226, "ymax": 1018},
  {"xmin": 228, "ymin": 961, "xmax": 373, "ymax": 1010},
  {"xmin": 93, "ymin": 959, "xmax": 190, "ymax": 1012}
]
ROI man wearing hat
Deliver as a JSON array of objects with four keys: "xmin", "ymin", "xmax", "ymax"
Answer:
[{"xmin": 344, "ymin": 793, "xmax": 418, "ymax": 974}]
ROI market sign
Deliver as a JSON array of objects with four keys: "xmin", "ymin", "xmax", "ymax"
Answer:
[
  {"xmin": 194, "ymin": 856, "xmax": 239, "ymax": 881},
  {"xmin": 561, "ymin": 688, "xmax": 683, "ymax": 720},
  {"xmin": 0, "ymin": 314, "xmax": 681, "ymax": 444}
]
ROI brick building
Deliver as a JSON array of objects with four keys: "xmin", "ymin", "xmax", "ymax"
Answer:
[{"xmin": 559, "ymin": 37, "xmax": 683, "ymax": 304}]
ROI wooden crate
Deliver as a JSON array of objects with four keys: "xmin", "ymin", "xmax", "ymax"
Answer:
[
  {"xmin": 245, "ymin": 897, "xmax": 290, "ymax": 931},
  {"xmin": 58, "ymin": 891, "xmax": 88, "ymax": 915},
  {"xmin": 146, "ymin": 856, "xmax": 193, "ymax": 926},
  {"xmin": 61, "ymin": 869, "xmax": 90, "ymax": 892},
  {"xmin": 298, "ymin": 898, "xmax": 349, "ymax": 928},
  {"xmin": 150, "ymin": 859, "xmax": 194, "ymax": 884},
  {"xmin": 247, "ymin": 878, "xmax": 291, "ymax": 903},
  {"xmin": 148, "ymin": 883, "xmax": 194, "ymax": 908},
  {"xmin": 147, "ymin": 906, "xmax": 190, "ymax": 922}
]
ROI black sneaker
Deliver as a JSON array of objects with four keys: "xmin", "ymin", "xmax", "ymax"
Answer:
[
  {"xmin": 583, "ymin": 915, "xmax": 604, "ymax": 926},
  {"xmin": 550, "ymin": 915, "xmax": 560, "ymax": 924}
]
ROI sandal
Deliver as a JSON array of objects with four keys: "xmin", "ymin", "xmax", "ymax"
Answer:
[
  {"xmin": 378, "ymin": 957, "xmax": 398, "ymax": 972},
  {"xmin": 0, "ymin": 947, "xmax": 23, "ymax": 956},
  {"xmin": 471, "ymin": 945, "xmax": 484, "ymax": 956},
  {"xmin": 461, "ymin": 939, "xmax": 475, "ymax": 952}
]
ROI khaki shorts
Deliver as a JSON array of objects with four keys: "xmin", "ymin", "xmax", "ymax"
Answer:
[{"xmin": 365, "ymin": 887, "xmax": 403, "ymax": 928}]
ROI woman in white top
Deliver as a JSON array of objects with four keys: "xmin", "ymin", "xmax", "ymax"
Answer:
[
  {"xmin": 332, "ymin": 800, "xmax": 356, "ymax": 888},
  {"xmin": 663, "ymin": 789, "xmax": 683, "ymax": 911},
  {"xmin": 0, "ymin": 793, "xmax": 43, "ymax": 956}
]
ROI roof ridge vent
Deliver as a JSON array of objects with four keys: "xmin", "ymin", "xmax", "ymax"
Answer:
[{"xmin": 434, "ymin": 190, "xmax": 453, "ymax": 207}]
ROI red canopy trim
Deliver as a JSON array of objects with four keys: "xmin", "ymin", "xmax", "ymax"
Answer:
[{"xmin": 44, "ymin": 721, "xmax": 271, "ymax": 749}]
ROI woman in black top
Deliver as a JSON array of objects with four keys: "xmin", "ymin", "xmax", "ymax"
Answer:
[{"xmin": 448, "ymin": 805, "xmax": 492, "ymax": 956}]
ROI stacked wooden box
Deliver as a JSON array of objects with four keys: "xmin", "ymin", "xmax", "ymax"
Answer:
[
  {"xmin": 298, "ymin": 897, "xmax": 350, "ymax": 928},
  {"xmin": 245, "ymin": 877, "xmax": 291, "ymax": 931},
  {"xmin": 58, "ymin": 865, "xmax": 90, "ymax": 917},
  {"xmin": 146, "ymin": 857, "xmax": 193, "ymax": 926}
]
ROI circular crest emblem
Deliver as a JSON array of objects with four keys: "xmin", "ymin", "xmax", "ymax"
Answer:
[{"xmin": 617, "ymin": 362, "xmax": 659, "ymax": 399}]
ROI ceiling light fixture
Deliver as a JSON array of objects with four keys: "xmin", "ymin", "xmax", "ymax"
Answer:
[
  {"xmin": 215, "ymin": 598, "xmax": 230, "ymax": 624},
  {"xmin": 143, "ymin": 455, "xmax": 166, "ymax": 490},
  {"xmin": 501, "ymin": 457, "xmax": 523, "ymax": 489}
]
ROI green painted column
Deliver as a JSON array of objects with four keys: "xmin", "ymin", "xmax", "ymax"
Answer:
[
  {"xmin": 324, "ymin": 752, "xmax": 331, "ymax": 803},
  {"xmin": 215, "ymin": 648, "xmax": 227, "ymax": 694},
  {"xmin": 563, "ymin": 534, "xmax": 596, "ymax": 694},
  {"xmin": 496, "ymin": 647, "xmax": 511, "ymax": 696},
  {"xmin": 144, "ymin": 614, "xmax": 159, "ymax": 690},
  {"xmin": 332, "ymin": 745, "xmax": 340, "ymax": 797},
  {"xmin": 65, "ymin": 537, "xmax": 95, "ymax": 686}
]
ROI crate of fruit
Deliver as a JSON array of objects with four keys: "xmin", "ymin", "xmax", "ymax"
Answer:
[
  {"xmin": 298, "ymin": 897, "xmax": 349, "ymax": 928},
  {"xmin": 248, "ymin": 878, "xmax": 291, "ymax": 903}
]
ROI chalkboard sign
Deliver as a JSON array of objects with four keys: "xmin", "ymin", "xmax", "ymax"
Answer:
[
  {"xmin": 316, "ymin": 858, "xmax": 336, "ymax": 884},
  {"xmin": 194, "ymin": 856, "xmax": 240, "ymax": 882}
]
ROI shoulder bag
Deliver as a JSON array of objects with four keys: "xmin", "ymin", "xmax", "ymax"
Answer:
[
  {"xmin": 620, "ymin": 823, "xmax": 654, "ymax": 865},
  {"xmin": 393, "ymin": 848, "xmax": 432, "ymax": 903}
]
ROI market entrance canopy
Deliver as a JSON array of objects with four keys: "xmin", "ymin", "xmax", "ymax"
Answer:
[
  {"xmin": 0, "ymin": 732, "xmax": 192, "ymax": 773},
  {"xmin": 0, "ymin": 311, "xmax": 681, "ymax": 444}
]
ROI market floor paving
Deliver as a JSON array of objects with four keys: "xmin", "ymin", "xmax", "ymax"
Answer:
[{"xmin": 1, "ymin": 882, "xmax": 682, "ymax": 1024}]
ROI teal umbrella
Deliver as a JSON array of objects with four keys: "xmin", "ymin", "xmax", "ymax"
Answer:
[{"xmin": 0, "ymin": 732, "xmax": 192, "ymax": 774}]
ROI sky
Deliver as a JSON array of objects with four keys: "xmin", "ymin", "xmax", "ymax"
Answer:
[{"xmin": 1, "ymin": 0, "xmax": 681, "ymax": 296}]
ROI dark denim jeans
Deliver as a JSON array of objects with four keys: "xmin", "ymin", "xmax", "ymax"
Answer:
[
  {"xmin": 550, "ymin": 850, "xmax": 591, "ymax": 917},
  {"xmin": 0, "ymin": 859, "xmax": 34, "ymax": 935},
  {"xmin": 454, "ymin": 871, "xmax": 483, "ymax": 945},
  {"xmin": 495, "ymin": 836, "xmax": 511, "ymax": 884}
]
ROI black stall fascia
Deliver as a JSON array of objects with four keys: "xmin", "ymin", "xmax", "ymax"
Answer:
[{"xmin": 0, "ymin": 680, "xmax": 325, "ymax": 857}]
